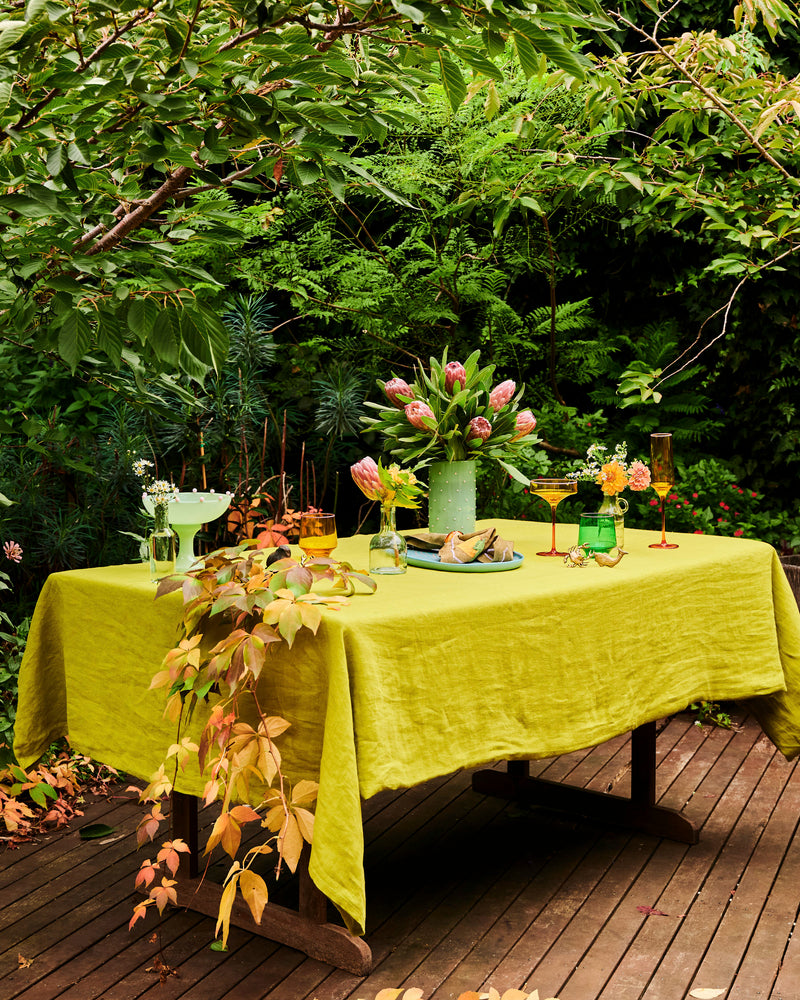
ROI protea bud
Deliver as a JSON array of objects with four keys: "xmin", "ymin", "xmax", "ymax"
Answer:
[
  {"xmin": 384, "ymin": 378, "xmax": 413, "ymax": 408},
  {"xmin": 405, "ymin": 400, "xmax": 436, "ymax": 431},
  {"xmin": 444, "ymin": 361, "xmax": 466, "ymax": 394},
  {"xmin": 351, "ymin": 456, "xmax": 384, "ymax": 501},
  {"xmin": 489, "ymin": 379, "xmax": 516, "ymax": 412},
  {"xmin": 510, "ymin": 409, "xmax": 536, "ymax": 442},
  {"xmin": 466, "ymin": 416, "xmax": 492, "ymax": 442}
]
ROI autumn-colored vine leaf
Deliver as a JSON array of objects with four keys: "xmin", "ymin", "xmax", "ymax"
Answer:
[
  {"xmin": 374, "ymin": 990, "xmax": 424, "ymax": 1000},
  {"xmin": 135, "ymin": 859, "xmax": 158, "ymax": 889},
  {"xmin": 136, "ymin": 802, "xmax": 165, "ymax": 846},
  {"xmin": 239, "ymin": 868, "xmax": 269, "ymax": 924},
  {"xmin": 128, "ymin": 901, "xmax": 149, "ymax": 930},
  {"xmin": 291, "ymin": 779, "xmax": 319, "ymax": 807},
  {"xmin": 149, "ymin": 877, "xmax": 178, "ymax": 914},
  {"xmin": 689, "ymin": 990, "xmax": 726, "ymax": 999},
  {"xmin": 215, "ymin": 871, "xmax": 240, "ymax": 950},
  {"xmin": 637, "ymin": 904, "xmax": 669, "ymax": 916},
  {"xmin": 17, "ymin": 954, "xmax": 33, "ymax": 969},
  {"xmin": 157, "ymin": 839, "xmax": 191, "ymax": 876}
]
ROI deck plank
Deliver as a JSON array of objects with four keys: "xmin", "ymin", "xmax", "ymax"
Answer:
[{"xmin": 3, "ymin": 713, "xmax": 799, "ymax": 1000}]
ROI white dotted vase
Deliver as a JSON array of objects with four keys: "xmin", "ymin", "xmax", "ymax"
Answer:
[{"xmin": 427, "ymin": 460, "xmax": 477, "ymax": 534}]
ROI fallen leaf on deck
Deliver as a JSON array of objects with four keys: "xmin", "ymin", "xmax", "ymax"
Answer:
[
  {"xmin": 637, "ymin": 905, "xmax": 669, "ymax": 916},
  {"xmin": 689, "ymin": 990, "xmax": 726, "ymax": 999},
  {"xmin": 79, "ymin": 823, "xmax": 115, "ymax": 840},
  {"xmin": 17, "ymin": 954, "xmax": 33, "ymax": 969}
]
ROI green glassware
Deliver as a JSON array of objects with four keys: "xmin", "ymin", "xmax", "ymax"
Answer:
[{"xmin": 577, "ymin": 512, "xmax": 618, "ymax": 555}]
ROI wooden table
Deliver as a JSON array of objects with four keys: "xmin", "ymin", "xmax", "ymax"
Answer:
[{"xmin": 15, "ymin": 520, "xmax": 800, "ymax": 974}]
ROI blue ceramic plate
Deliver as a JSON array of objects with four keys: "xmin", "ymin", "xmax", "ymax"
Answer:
[{"xmin": 406, "ymin": 549, "xmax": 524, "ymax": 572}]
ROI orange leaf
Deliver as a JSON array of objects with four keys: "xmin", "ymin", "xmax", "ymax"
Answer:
[
  {"xmin": 230, "ymin": 804, "xmax": 261, "ymax": 825},
  {"xmin": 129, "ymin": 901, "xmax": 150, "ymax": 930},
  {"xmin": 149, "ymin": 877, "xmax": 177, "ymax": 914},
  {"xmin": 135, "ymin": 859, "xmax": 157, "ymax": 888}
]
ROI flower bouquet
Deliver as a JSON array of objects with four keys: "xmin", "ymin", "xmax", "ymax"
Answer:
[
  {"xmin": 569, "ymin": 442, "xmax": 651, "ymax": 547},
  {"xmin": 351, "ymin": 457, "xmax": 425, "ymax": 574},
  {"xmin": 362, "ymin": 349, "xmax": 537, "ymax": 478}
]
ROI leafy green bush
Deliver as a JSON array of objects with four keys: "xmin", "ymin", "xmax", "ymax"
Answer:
[{"xmin": 624, "ymin": 457, "xmax": 800, "ymax": 549}]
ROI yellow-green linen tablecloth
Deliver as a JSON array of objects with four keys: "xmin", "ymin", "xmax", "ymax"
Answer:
[{"xmin": 14, "ymin": 520, "xmax": 800, "ymax": 937}]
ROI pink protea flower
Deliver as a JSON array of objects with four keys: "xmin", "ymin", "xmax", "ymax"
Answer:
[
  {"xmin": 628, "ymin": 460, "xmax": 651, "ymax": 491},
  {"xmin": 405, "ymin": 400, "xmax": 436, "ymax": 431},
  {"xmin": 351, "ymin": 456, "xmax": 383, "ymax": 501},
  {"xmin": 384, "ymin": 378, "xmax": 413, "ymax": 409},
  {"xmin": 444, "ymin": 361, "xmax": 466, "ymax": 394},
  {"xmin": 488, "ymin": 379, "xmax": 515, "ymax": 412},
  {"xmin": 511, "ymin": 409, "xmax": 536, "ymax": 442},
  {"xmin": 466, "ymin": 416, "xmax": 492, "ymax": 442},
  {"xmin": 3, "ymin": 540, "xmax": 22, "ymax": 563}
]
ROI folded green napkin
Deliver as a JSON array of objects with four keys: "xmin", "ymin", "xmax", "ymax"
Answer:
[{"xmin": 405, "ymin": 528, "xmax": 515, "ymax": 564}]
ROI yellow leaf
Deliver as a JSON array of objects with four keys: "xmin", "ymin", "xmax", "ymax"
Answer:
[
  {"xmin": 294, "ymin": 806, "xmax": 315, "ymax": 843},
  {"xmin": 374, "ymin": 991, "xmax": 404, "ymax": 1000},
  {"xmin": 402, "ymin": 991, "xmax": 425, "ymax": 1000},
  {"xmin": 17, "ymin": 953, "xmax": 33, "ymax": 969},
  {"xmin": 501, "ymin": 992, "xmax": 532, "ymax": 1000},
  {"xmin": 291, "ymin": 779, "xmax": 319, "ymax": 806},
  {"xmin": 456, "ymin": 993, "xmax": 482, "ymax": 1000},
  {"xmin": 215, "ymin": 874, "xmax": 239, "ymax": 950},
  {"xmin": 261, "ymin": 715, "xmax": 291, "ymax": 739},
  {"xmin": 239, "ymin": 868, "xmax": 269, "ymax": 924},
  {"xmin": 279, "ymin": 813, "xmax": 304, "ymax": 873},
  {"xmin": 689, "ymin": 991, "xmax": 726, "ymax": 999}
]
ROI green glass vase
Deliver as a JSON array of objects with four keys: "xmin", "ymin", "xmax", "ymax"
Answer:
[{"xmin": 427, "ymin": 460, "xmax": 477, "ymax": 534}]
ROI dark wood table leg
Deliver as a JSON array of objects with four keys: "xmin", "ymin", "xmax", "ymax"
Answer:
[
  {"xmin": 171, "ymin": 790, "xmax": 199, "ymax": 877},
  {"xmin": 166, "ymin": 791, "xmax": 372, "ymax": 974},
  {"xmin": 471, "ymin": 722, "xmax": 698, "ymax": 844}
]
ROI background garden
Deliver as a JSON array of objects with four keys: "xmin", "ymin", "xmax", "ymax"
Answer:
[{"xmin": 3, "ymin": 0, "xmax": 800, "ymax": 773}]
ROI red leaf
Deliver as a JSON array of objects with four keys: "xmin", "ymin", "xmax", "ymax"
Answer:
[{"xmin": 637, "ymin": 904, "xmax": 669, "ymax": 916}]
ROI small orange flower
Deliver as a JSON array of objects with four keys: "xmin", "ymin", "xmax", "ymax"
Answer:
[{"xmin": 596, "ymin": 460, "xmax": 628, "ymax": 496}]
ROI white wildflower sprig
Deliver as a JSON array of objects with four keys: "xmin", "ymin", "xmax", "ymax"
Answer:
[
  {"xmin": 568, "ymin": 442, "xmax": 630, "ymax": 483},
  {"xmin": 131, "ymin": 455, "xmax": 177, "ymax": 507}
]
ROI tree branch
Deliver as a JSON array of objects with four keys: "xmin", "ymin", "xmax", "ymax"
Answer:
[
  {"xmin": 610, "ymin": 10, "xmax": 798, "ymax": 183},
  {"xmin": 1, "ymin": 2, "xmax": 163, "ymax": 140},
  {"xmin": 85, "ymin": 166, "xmax": 193, "ymax": 255}
]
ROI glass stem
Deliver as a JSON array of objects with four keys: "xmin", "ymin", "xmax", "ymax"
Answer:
[
  {"xmin": 550, "ymin": 504, "xmax": 557, "ymax": 553},
  {"xmin": 660, "ymin": 497, "xmax": 667, "ymax": 544}
]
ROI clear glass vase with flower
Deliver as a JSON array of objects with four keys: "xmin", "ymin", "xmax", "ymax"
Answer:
[
  {"xmin": 569, "ymin": 442, "xmax": 652, "ymax": 548},
  {"xmin": 351, "ymin": 458, "xmax": 425, "ymax": 574}
]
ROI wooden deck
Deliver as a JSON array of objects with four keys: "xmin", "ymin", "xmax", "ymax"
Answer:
[{"xmin": 2, "ymin": 711, "xmax": 799, "ymax": 1000}]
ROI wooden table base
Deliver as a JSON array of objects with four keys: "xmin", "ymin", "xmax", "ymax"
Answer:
[
  {"xmin": 170, "ymin": 792, "xmax": 373, "ymax": 975},
  {"xmin": 471, "ymin": 721, "xmax": 699, "ymax": 845},
  {"xmin": 167, "ymin": 723, "xmax": 692, "ymax": 974}
]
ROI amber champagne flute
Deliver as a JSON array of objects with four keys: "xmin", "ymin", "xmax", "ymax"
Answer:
[
  {"xmin": 531, "ymin": 478, "xmax": 578, "ymax": 556},
  {"xmin": 649, "ymin": 433, "xmax": 679, "ymax": 549},
  {"xmin": 299, "ymin": 512, "xmax": 338, "ymax": 559}
]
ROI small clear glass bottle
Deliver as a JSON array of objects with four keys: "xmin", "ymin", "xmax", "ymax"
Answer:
[
  {"xmin": 149, "ymin": 501, "xmax": 176, "ymax": 582},
  {"xmin": 369, "ymin": 506, "xmax": 407, "ymax": 575}
]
